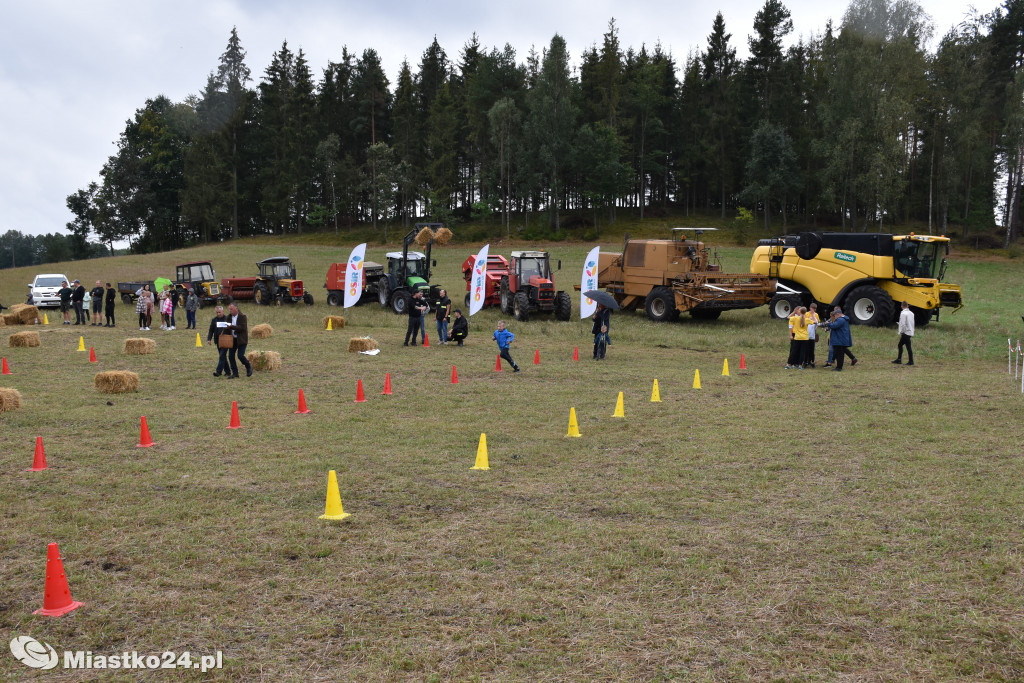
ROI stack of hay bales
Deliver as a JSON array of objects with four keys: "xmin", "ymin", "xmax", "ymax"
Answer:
[
  {"xmin": 95, "ymin": 371, "xmax": 139, "ymax": 394},
  {"xmin": 9, "ymin": 331, "xmax": 40, "ymax": 347},
  {"xmin": 0, "ymin": 387, "xmax": 22, "ymax": 412},
  {"xmin": 251, "ymin": 323, "xmax": 273, "ymax": 339},
  {"xmin": 348, "ymin": 337, "xmax": 379, "ymax": 353},
  {"xmin": 245, "ymin": 350, "xmax": 281, "ymax": 372},
  {"xmin": 3, "ymin": 304, "xmax": 40, "ymax": 326},
  {"xmin": 322, "ymin": 315, "xmax": 346, "ymax": 330},
  {"xmin": 124, "ymin": 338, "xmax": 156, "ymax": 355}
]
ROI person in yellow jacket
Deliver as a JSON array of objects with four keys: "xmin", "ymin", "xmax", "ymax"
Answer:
[
  {"xmin": 786, "ymin": 307, "xmax": 810, "ymax": 369},
  {"xmin": 805, "ymin": 302, "xmax": 821, "ymax": 368}
]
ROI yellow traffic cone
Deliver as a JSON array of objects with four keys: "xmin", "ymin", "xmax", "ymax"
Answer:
[
  {"xmin": 612, "ymin": 391, "xmax": 625, "ymax": 418},
  {"xmin": 195, "ymin": 333, "xmax": 202, "ymax": 348},
  {"xmin": 693, "ymin": 369, "xmax": 702, "ymax": 389},
  {"xmin": 722, "ymin": 358, "xmax": 730, "ymax": 376},
  {"xmin": 43, "ymin": 313, "xmax": 49, "ymax": 325},
  {"xmin": 327, "ymin": 317, "xmax": 333, "ymax": 331},
  {"xmin": 650, "ymin": 379, "xmax": 661, "ymax": 402},
  {"xmin": 318, "ymin": 470, "xmax": 351, "ymax": 520},
  {"xmin": 471, "ymin": 433, "xmax": 490, "ymax": 470},
  {"xmin": 566, "ymin": 407, "xmax": 582, "ymax": 437},
  {"xmin": 77, "ymin": 336, "xmax": 85, "ymax": 351}
]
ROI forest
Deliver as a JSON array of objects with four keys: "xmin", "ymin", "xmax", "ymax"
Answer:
[{"xmin": 62, "ymin": 0, "xmax": 1024, "ymax": 254}]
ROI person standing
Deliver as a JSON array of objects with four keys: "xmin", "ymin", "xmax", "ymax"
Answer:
[
  {"xmin": 404, "ymin": 291, "xmax": 427, "ymax": 346},
  {"xmin": 169, "ymin": 287, "xmax": 180, "ymax": 330},
  {"xmin": 434, "ymin": 289, "xmax": 452, "ymax": 344},
  {"xmin": 449, "ymin": 309, "xmax": 468, "ymax": 346},
  {"xmin": 822, "ymin": 307, "xmax": 857, "ymax": 371},
  {"xmin": 58, "ymin": 280, "xmax": 73, "ymax": 324},
  {"xmin": 592, "ymin": 304, "xmax": 611, "ymax": 360},
  {"xmin": 785, "ymin": 307, "xmax": 809, "ymax": 369},
  {"xmin": 185, "ymin": 286, "xmax": 199, "ymax": 330},
  {"xmin": 806, "ymin": 302, "xmax": 821, "ymax": 368},
  {"xmin": 71, "ymin": 279, "xmax": 86, "ymax": 325},
  {"xmin": 136, "ymin": 284, "xmax": 153, "ymax": 330},
  {"xmin": 89, "ymin": 281, "xmax": 104, "ymax": 326},
  {"xmin": 207, "ymin": 306, "xmax": 230, "ymax": 377},
  {"xmin": 225, "ymin": 303, "xmax": 253, "ymax": 378},
  {"xmin": 893, "ymin": 301, "xmax": 915, "ymax": 365},
  {"xmin": 493, "ymin": 320, "xmax": 520, "ymax": 372},
  {"xmin": 104, "ymin": 282, "xmax": 116, "ymax": 327}
]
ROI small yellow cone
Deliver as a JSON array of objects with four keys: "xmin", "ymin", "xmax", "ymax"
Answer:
[
  {"xmin": 566, "ymin": 407, "xmax": 582, "ymax": 437},
  {"xmin": 195, "ymin": 333, "xmax": 202, "ymax": 348},
  {"xmin": 318, "ymin": 470, "xmax": 351, "ymax": 520},
  {"xmin": 693, "ymin": 369, "xmax": 702, "ymax": 389},
  {"xmin": 77, "ymin": 336, "xmax": 85, "ymax": 351},
  {"xmin": 650, "ymin": 379, "xmax": 661, "ymax": 402},
  {"xmin": 327, "ymin": 318, "xmax": 333, "ymax": 331},
  {"xmin": 471, "ymin": 433, "xmax": 490, "ymax": 470},
  {"xmin": 722, "ymin": 358, "xmax": 730, "ymax": 376},
  {"xmin": 612, "ymin": 391, "xmax": 625, "ymax": 418},
  {"xmin": 43, "ymin": 313, "xmax": 49, "ymax": 325}
]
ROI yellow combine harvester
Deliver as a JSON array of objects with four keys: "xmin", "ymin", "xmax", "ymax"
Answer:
[{"xmin": 749, "ymin": 232, "xmax": 964, "ymax": 326}]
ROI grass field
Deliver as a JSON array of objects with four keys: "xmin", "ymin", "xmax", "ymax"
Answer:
[{"xmin": 2, "ymin": 237, "xmax": 1023, "ymax": 681}]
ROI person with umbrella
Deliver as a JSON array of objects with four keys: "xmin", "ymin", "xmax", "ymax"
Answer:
[{"xmin": 584, "ymin": 290, "xmax": 619, "ymax": 360}]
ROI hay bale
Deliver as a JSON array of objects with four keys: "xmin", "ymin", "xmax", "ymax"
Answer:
[
  {"xmin": 2, "ymin": 314, "xmax": 21, "ymax": 326},
  {"xmin": 250, "ymin": 323, "xmax": 273, "ymax": 339},
  {"xmin": 8, "ymin": 304, "xmax": 40, "ymax": 324},
  {"xmin": 434, "ymin": 226, "xmax": 453, "ymax": 245},
  {"xmin": 245, "ymin": 350, "xmax": 281, "ymax": 372},
  {"xmin": 95, "ymin": 371, "xmax": 139, "ymax": 394},
  {"xmin": 322, "ymin": 315, "xmax": 346, "ymax": 330},
  {"xmin": 123, "ymin": 338, "xmax": 156, "ymax": 355},
  {"xmin": 414, "ymin": 227, "xmax": 434, "ymax": 248},
  {"xmin": 9, "ymin": 331, "xmax": 40, "ymax": 347},
  {"xmin": 348, "ymin": 337, "xmax": 379, "ymax": 353},
  {"xmin": 0, "ymin": 387, "xmax": 22, "ymax": 412},
  {"xmin": 0, "ymin": 316, "xmax": 5, "ymax": 327}
]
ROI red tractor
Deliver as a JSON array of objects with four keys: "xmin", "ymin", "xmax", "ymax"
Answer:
[
  {"xmin": 499, "ymin": 250, "xmax": 572, "ymax": 321},
  {"xmin": 460, "ymin": 254, "xmax": 510, "ymax": 309}
]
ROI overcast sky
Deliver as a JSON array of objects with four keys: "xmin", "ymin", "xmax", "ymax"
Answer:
[{"xmin": 1, "ymin": 0, "xmax": 985, "ymax": 239}]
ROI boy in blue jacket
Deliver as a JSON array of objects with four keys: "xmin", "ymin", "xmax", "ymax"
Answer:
[{"xmin": 493, "ymin": 320, "xmax": 520, "ymax": 372}]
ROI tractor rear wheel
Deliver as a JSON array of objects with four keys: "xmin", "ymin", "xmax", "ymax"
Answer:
[
  {"xmin": 326, "ymin": 291, "xmax": 342, "ymax": 307},
  {"xmin": 554, "ymin": 291, "xmax": 572, "ymax": 320},
  {"xmin": 644, "ymin": 287, "xmax": 677, "ymax": 322},
  {"xmin": 513, "ymin": 292, "xmax": 530, "ymax": 321},
  {"xmin": 254, "ymin": 282, "xmax": 271, "ymax": 306},
  {"xmin": 303, "ymin": 292, "xmax": 314, "ymax": 305},
  {"xmin": 768, "ymin": 293, "xmax": 801, "ymax": 319},
  {"xmin": 121, "ymin": 293, "xmax": 133, "ymax": 305},
  {"xmin": 690, "ymin": 308, "xmax": 722, "ymax": 320},
  {"xmin": 464, "ymin": 293, "xmax": 470, "ymax": 308},
  {"xmin": 845, "ymin": 285, "xmax": 894, "ymax": 326},
  {"xmin": 912, "ymin": 306, "xmax": 932, "ymax": 327},
  {"xmin": 391, "ymin": 291, "xmax": 409, "ymax": 315},
  {"xmin": 499, "ymin": 277, "xmax": 512, "ymax": 314},
  {"xmin": 377, "ymin": 278, "xmax": 390, "ymax": 308}
]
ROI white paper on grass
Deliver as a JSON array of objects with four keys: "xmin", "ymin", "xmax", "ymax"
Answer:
[
  {"xmin": 358, "ymin": 349, "xmax": 381, "ymax": 356},
  {"xmin": 468, "ymin": 244, "xmax": 490, "ymax": 316},
  {"xmin": 343, "ymin": 243, "xmax": 368, "ymax": 308},
  {"xmin": 579, "ymin": 246, "xmax": 600, "ymax": 319}
]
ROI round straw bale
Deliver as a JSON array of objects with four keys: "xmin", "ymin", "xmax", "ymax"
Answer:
[
  {"xmin": 414, "ymin": 227, "xmax": 434, "ymax": 247},
  {"xmin": 8, "ymin": 304, "xmax": 40, "ymax": 324},
  {"xmin": 433, "ymin": 226, "xmax": 453, "ymax": 245},
  {"xmin": 9, "ymin": 331, "xmax": 40, "ymax": 347},
  {"xmin": 347, "ymin": 337, "xmax": 379, "ymax": 353},
  {"xmin": 123, "ymin": 337, "xmax": 156, "ymax": 355},
  {"xmin": 94, "ymin": 371, "xmax": 139, "ymax": 394},
  {"xmin": 0, "ymin": 387, "xmax": 22, "ymax": 412},
  {"xmin": 250, "ymin": 323, "xmax": 273, "ymax": 339},
  {"xmin": 322, "ymin": 315, "xmax": 346, "ymax": 330},
  {"xmin": 245, "ymin": 350, "xmax": 281, "ymax": 372}
]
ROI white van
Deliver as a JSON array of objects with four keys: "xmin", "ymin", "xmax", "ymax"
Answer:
[{"xmin": 28, "ymin": 273, "xmax": 70, "ymax": 308}]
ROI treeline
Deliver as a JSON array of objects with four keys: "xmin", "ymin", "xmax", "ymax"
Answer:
[
  {"xmin": 66, "ymin": 0, "xmax": 1024, "ymax": 253},
  {"xmin": 0, "ymin": 230, "xmax": 111, "ymax": 271}
]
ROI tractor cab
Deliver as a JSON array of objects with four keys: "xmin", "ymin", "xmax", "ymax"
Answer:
[
  {"xmin": 386, "ymin": 251, "xmax": 430, "ymax": 292},
  {"xmin": 175, "ymin": 261, "xmax": 220, "ymax": 302},
  {"xmin": 259, "ymin": 258, "xmax": 297, "ymax": 281},
  {"xmin": 510, "ymin": 250, "xmax": 558, "ymax": 290}
]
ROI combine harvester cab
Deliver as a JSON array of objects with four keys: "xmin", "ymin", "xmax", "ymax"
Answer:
[
  {"xmin": 750, "ymin": 231, "xmax": 963, "ymax": 326},
  {"xmin": 461, "ymin": 254, "xmax": 509, "ymax": 309}
]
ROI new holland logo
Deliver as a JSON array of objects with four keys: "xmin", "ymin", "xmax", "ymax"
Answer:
[{"xmin": 834, "ymin": 252, "xmax": 856, "ymax": 263}]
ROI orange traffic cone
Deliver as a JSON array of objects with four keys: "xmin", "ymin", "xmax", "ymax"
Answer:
[
  {"xmin": 89, "ymin": 347, "xmax": 97, "ymax": 363},
  {"xmin": 355, "ymin": 379, "xmax": 366, "ymax": 403},
  {"xmin": 27, "ymin": 436, "xmax": 47, "ymax": 471},
  {"xmin": 136, "ymin": 416, "xmax": 155, "ymax": 448},
  {"xmin": 295, "ymin": 389, "xmax": 310, "ymax": 414},
  {"xmin": 423, "ymin": 333, "xmax": 430, "ymax": 348},
  {"xmin": 451, "ymin": 366, "xmax": 459, "ymax": 384},
  {"xmin": 495, "ymin": 353, "xmax": 502, "ymax": 371},
  {"xmin": 2, "ymin": 357, "xmax": 10, "ymax": 375},
  {"xmin": 382, "ymin": 373, "xmax": 392, "ymax": 395},
  {"xmin": 573, "ymin": 346, "xmax": 579, "ymax": 361},
  {"xmin": 740, "ymin": 353, "xmax": 747, "ymax": 370},
  {"xmin": 534, "ymin": 349, "xmax": 540, "ymax": 365},
  {"xmin": 33, "ymin": 543, "xmax": 84, "ymax": 617},
  {"xmin": 227, "ymin": 401, "xmax": 242, "ymax": 429}
]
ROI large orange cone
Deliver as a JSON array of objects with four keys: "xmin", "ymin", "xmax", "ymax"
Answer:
[
  {"xmin": 319, "ymin": 470, "xmax": 351, "ymax": 521},
  {"xmin": 573, "ymin": 346, "xmax": 579, "ymax": 361},
  {"xmin": 534, "ymin": 349, "xmax": 540, "ymax": 365},
  {"xmin": 740, "ymin": 353, "xmax": 747, "ymax": 370},
  {"xmin": 136, "ymin": 416, "xmax": 155, "ymax": 448},
  {"xmin": 451, "ymin": 365, "xmax": 459, "ymax": 384},
  {"xmin": 295, "ymin": 389, "xmax": 310, "ymax": 414},
  {"xmin": 33, "ymin": 543, "xmax": 84, "ymax": 617},
  {"xmin": 227, "ymin": 401, "xmax": 242, "ymax": 429},
  {"xmin": 423, "ymin": 333, "xmax": 430, "ymax": 348},
  {"xmin": 2, "ymin": 357, "xmax": 10, "ymax": 375},
  {"xmin": 381, "ymin": 373, "xmax": 392, "ymax": 395},
  {"xmin": 354, "ymin": 379, "xmax": 366, "ymax": 403},
  {"xmin": 89, "ymin": 347, "xmax": 97, "ymax": 363},
  {"xmin": 494, "ymin": 354, "xmax": 502, "ymax": 371},
  {"xmin": 27, "ymin": 436, "xmax": 47, "ymax": 471}
]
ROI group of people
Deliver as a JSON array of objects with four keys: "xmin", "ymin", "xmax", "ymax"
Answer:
[
  {"xmin": 133, "ymin": 284, "xmax": 200, "ymax": 331},
  {"xmin": 786, "ymin": 300, "xmax": 916, "ymax": 371},
  {"xmin": 56, "ymin": 280, "xmax": 116, "ymax": 327},
  {"xmin": 206, "ymin": 303, "xmax": 253, "ymax": 379},
  {"xmin": 403, "ymin": 288, "xmax": 467, "ymax": 347}
]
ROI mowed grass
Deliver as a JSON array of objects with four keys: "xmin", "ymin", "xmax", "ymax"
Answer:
[{"xmin": 2, "ymin": 238, "xmax": 1024, "ymax": 681}]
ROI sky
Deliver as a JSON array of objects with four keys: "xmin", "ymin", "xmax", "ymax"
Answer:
[{"xmin": 0, "ymin": 0, "xmax": 986, "ymax": 240}]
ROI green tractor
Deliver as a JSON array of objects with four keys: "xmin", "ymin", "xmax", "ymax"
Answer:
[{"xmin": 377, "ymin": 223, "xmax": 447, "ymax": 314}]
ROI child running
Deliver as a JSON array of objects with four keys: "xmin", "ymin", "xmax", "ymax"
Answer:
[{"xmin": 493, "ymin": 320, "xmax": 520, "ymax": 372}]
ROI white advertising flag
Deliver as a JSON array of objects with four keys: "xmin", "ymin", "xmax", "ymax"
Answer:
[
  {"xmin": 343, "ymin": 243, "xmax": 367, "ymax": 308},
  {"xmin": 579, "ymin": 246, "xmax": 600, "ymax": 319},
  {"xmin": 468, "ymin": 244, "xmax": 490, "ymax": 316}
]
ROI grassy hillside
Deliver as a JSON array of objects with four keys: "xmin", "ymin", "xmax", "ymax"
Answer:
[{"xmin": 1, "ymin": 236, "xmax": 1023, "ymax": 681}]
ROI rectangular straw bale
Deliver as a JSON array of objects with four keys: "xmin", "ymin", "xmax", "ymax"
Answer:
[
  {"xmin": 434, "ymin": 226, "xmax": 453, "ymax": 245},
  {"xmin": 123, "ymin": 338, "xmax": 156, "ymax": 355},
  {"xmin": 322, "ymin": 315, "xmax": 346, "ymax": 330},
  {"xmin": 347, "ymin": 337, "xmax": 378, "ymax": 352},
  {"xmin": 9, "ymin": 304, "xmax": 40, "ymax": 324},
  {"xmin": 245, "ymin": 350, "xmax": 281, "ymax": 371},
  {"xmin": 9, "ymin": 331, "xmax": 40, "ymax": 347},
  {"xmin": 94, "ymin": 371, "xmax": 139, "ymax": 393},
  {"xmin": 0, "ymin": 387, "xmax": 22, "ymax": 411},
  {"xmin": 250, "ymin": 323, "xmax": 273, "ymax": 339}
]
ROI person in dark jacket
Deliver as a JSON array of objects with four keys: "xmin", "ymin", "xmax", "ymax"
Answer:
[
  {"xmin": 592, "ymin": 304, "xmax": 611, "ymax": 360},
  {"xmin": 71, "ymin": 280, "xmax": 86, "ymax": 325},
  {"xmin": 821, "ymin": 307, "xmax": 858, "ymax": 371},
  {"xmin": 206, "ymin": 306, "xmax": 230, "ymax": 377},
  {"xmin": 225, "ymin": 303, "xmax": 253, "ymax": 378},
  {"xmin": 89, "ymin": 281, "xmax": 104, "ymax": 325},
  {"xmin": 104, "ymin": 283, "xmax": 116, "ymax": 327},
  {"xmin": 57, "ymin": 280, "xmax": 73, "ymax": 324},
  {"xmin": 434, "ymin": 289, "xmax": 452, "ymax": 344},
  {"xmin": 449, "ymin": 309, "xmax": 468, "ymax": 346},
  {"xmin": 185, "ymin": 286, "xmax": 199, "ymax": 330},
  {"xmin": 404, "ymin": 291, "xmax": 427, "ymax": 346}
]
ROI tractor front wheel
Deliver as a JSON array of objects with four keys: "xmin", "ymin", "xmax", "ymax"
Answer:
[
  {"xmin": 554, "ymin": 291, "xmax": 572, "ymax": 320},
  {"xmin": 254, "ymin": 283, "xmax": 271, "ymax": 306},
  {"xmin": 391, "ymin": 291, "xmax": 409, "ymax": 315},
  {"xmin": 644, "ymin": 287, "xmax": 677, "ymax": 322},
  {"xmin": 303, "ymin": 292, "xmax": 314, "ymax": 305},
  {"xmin": 326, "ymin": 291, "xmax": 342, "ymax": 307},
  {"xmin": 845, "ymin": 285, "xmax": 894, "ymax": 326},
  {"xmin": 768, "ymin": 293, "xmax": 801, "ymax": 319},
  {"xmin": 121, "ymin": 293, "xmax": 133, "ymax": 305},
  {"xmin": 377, "ymin": 278, "xmax": 390, "ymax": 308},
  {"xmin": 499, "ymin": 277, "xmax": 512, "ymax": 314},
  {"xmin": 513, "ymin": 292, "xmax": 530, "ymax": 322}
]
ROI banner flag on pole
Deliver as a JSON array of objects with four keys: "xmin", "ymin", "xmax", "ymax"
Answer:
[
  {"xmin": 580, "ymin": 246, "xmax": 600, "ymax": 319},
  {"xmin": 469, "ymin": 244, "xmax": 490, "ymax": 316},
  {"xmin": 343, "ymin": 243, "xmax": 367, "ymax": 308}
]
